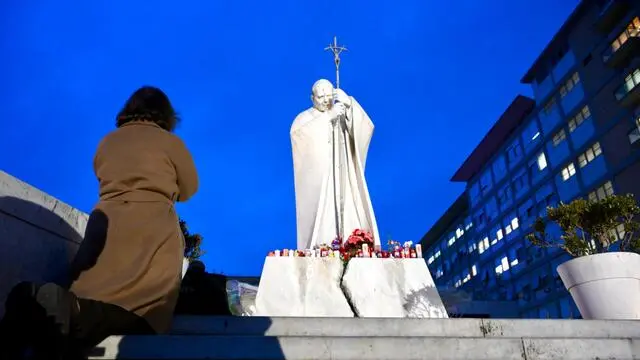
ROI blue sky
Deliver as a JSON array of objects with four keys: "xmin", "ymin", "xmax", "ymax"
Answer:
[{"xmin": 1, "ymin": 0, "xmax": 580, "ymax": 276}]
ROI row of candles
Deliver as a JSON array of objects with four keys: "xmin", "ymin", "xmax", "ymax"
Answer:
[{"xmin": 268, "ymin": 244, "xmax": 423, "ymax": 259}]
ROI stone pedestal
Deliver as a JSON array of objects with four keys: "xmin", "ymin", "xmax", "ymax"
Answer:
[
  {"xmin": 342, "ymin": 258, "xmax": 448, "ymax": 318},
  {"xmin": 254, "ymin": 257, "xmax": 354, "ymax": 317}
]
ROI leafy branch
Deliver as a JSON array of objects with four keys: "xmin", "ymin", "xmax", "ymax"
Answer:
[
  {"xmin": 180, "ymin": 218, "xmax": 205, "ymax": 262},
  {"xmin": 526, "ymin": 194, "xmax": 640, "ymax": 257}
]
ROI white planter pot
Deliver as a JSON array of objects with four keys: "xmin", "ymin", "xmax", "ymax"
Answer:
[
  {"xmin": 557, "ymin": 252, "xmax": 640, "ymax": 320},
  {"xmin": 181, "ymin": 257, "xmax": 190, "ymax": 279}
]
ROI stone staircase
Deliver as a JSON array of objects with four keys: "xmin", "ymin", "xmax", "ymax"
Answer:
[{"xmin": 90, "ymin": 316, "xmax": 640, "ymax": 359}]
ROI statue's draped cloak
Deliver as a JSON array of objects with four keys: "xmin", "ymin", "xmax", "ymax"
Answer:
[{"xmin": 290, "ymin": 97, "xmax": 380, "ymax": 250}]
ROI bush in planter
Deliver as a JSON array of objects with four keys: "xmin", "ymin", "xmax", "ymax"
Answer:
[
  {"xmin": 526, "ymin": 193, "xmax": 640, "ymax": 320},
  {"xmin": 526, "ymin": 194, "xmax": 640, "ymax": 256}
]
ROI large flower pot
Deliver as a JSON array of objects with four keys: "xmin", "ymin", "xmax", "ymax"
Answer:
[{"xmin": 556, "ymin": 252, "xmax": 640, "ymax": 320}]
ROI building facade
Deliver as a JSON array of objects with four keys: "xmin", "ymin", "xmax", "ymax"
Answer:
[{"xmin": 421, "ymin": 0, "xmax": 640, "ymax": 318}]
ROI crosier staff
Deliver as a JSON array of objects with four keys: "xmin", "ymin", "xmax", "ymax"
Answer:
[{"xmin": 324, "ymin": 36, "xmax": 349, "ymax": 244}]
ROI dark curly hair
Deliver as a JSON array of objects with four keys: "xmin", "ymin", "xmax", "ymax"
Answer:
[{"xmin": 116, "ymin": 86, "xmax": 180, "ymax": 132}]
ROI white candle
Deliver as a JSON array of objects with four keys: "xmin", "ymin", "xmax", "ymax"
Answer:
[
  {"xmin": 416, "ymin": 244, "xmax": 423, "ymax": 258},
  {"xmin": 362, "ymin": 244, "xmax": 370, "ymax": 257},
  {"xmin": 274, "ymin": 250, "xmax": 281, "ymax": 257}
]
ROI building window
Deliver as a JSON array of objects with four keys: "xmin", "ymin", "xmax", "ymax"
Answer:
[
  {"xmin": 609, "ymin": 223, "xmax": 626, "ymax": 241},
  {"xmin": 522, "ymin": 120, "xmax": 541, "ymax": 152},
  {"xmin": 559, "ymin": 72, "xmax": 581, "ymax": 98},
  {"xmin": 588, "ymin": 181, "xmax": 614, "ymax": 202},
  {"xmin": 485, "ymin": 197, "xmax": 498, "ymax": 222},
  {"xmin": 577, "ymin": 142, "xmax": 602, "ymax": 168},
  {"xmin": 498, "ymin": 184, "xmax": 513, "ymax": 207},
  {"xmin": 464, "ymin": 217, "xmax": 474, "ymax": 231},
  {"xmin": 630, "ymin": 115, "xmax": 640, "ymax": 146},
  {"xmin": 537, "ymin": 152, "xmax": 548, "ymax": 170},
  {"xmin": 542, "ymin": 97, "xmax": 557, "ymax": 117},
  {"xmin": 495, "ymin": 256, "xmax": 511, "ymax": 275},
  {"xmin": 480, "ymin": 170, "xmax": 493, "ymax": 195},
  {"xmin": 469, "ymin": 182, "xmax": 481, "ymax": 206},
  {"xmin": 492, "ymin": 155, "xmax": 508, "ymax": 183},
  {"xmin": 504, "ymin": 215, "xmax": 519, "ymax": 235},
  {"xmin": 552, "ymin": 129, "xmax": 567, "ymax": 146},
  {"xmin": 478, "ymin": 237, "xmax": 490, "ymax": 254},
  {"xmin": 506, "ymin": 139, "xmax": 524, "ymax": 166},
  {"xmin": 568, "ymin": 105, "xmax": 591, "ymax": 132},
  {"xmin": 474, "ymin": 209, "xmax": 488, "ymax": 228},
  {"xmin": 447, "ymin": 235, "xmax": 456, "ymax": 247},
  {"xmin": 561, "ymin": 163, "xmax": 576, "ymax": 181},
  {"xmin": 609, "ymin": 17, "xmax": 640, "ymax": 54},
  {"xmin": 616, "ymin": 68, "xmax": 640, "ymax": 101},
  {"xmin": 512, "ymin": 168, "xmax": 529, "ymax": 194}
]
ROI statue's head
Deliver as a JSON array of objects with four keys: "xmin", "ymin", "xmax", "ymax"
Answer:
[{"xmin": 311, "ymin": 79, "xmax": 334, "ymax": 112}]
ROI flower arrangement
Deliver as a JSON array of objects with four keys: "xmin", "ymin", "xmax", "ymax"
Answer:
[{"xmin": 267, "ymin": 229, "xmax": 423, "ymax": 262}]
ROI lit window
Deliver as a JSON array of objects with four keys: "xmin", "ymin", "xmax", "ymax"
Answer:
[
  {"xmin": 456, "ymin": 228, "xmax": 464, "ymax": 238},
  {"xmin": 568, "ymin": 106, "xmax": 591, "ymax": 132},
  {"xmin": 495, "ymin": 256, "xmax": 511, "ymax": 275},
  {"xmin": 609, "ymin": 223, "xmax": 626, "ymax": 241},
  {"xmin": 434, "ymin": 250, "xmax": 441, "ymax": 258},
  {"xmin": 532, "ymin": 131, "xmax": 540, "ymax": 141},
  {"xmin": 501, "ymin": 256, "xmax": 510, "ymax": 271},
  {"xmin": 578, "ymin": 142, "xmax": 602, "ymax": 168},
  {"xmin": 561, "ymin": 163, "xmax": 576, "ymax": 181},
  {"xmin": 478, "ymin": 237, "xmax": 490, "ymax": 254},
  {"xmin": 467, "ymin": 242, "xmax": 477, "ymax": 253},
  {"xmin": 552, "ymin": 129, "xmax": 567, "ymax": 146},
  {"xmin": 510, "ymin": 258, "xmax": 519, "ymax": 267},
  {"xmin": 471, "ymin": 265, "xmax": 477, "ymax": 276},
  {"xmin": 537, "ymin": 153, "xmax": 548, "ymax": 170},
  {"xmin": 427, "ymin": 255, "xmax": 435, "ymax": 265},
  {"xmin": 447, "ymin": 236, "xmax": 456, "ymax": 247},
  {"xmin": 511, "ymin": 217, "xmax": 519, "ymax": 230},
  {"xmin": 589, "ymin": 181, "xmax": 615, "ymax": 202},
  {"xmin": 559, "ymin": 72, "xmax": 581, "ymax": 98},
  {"xmin": 609, "ymin": 17, "xmax": 640, "ymax": 54},
  {"xmin": 497, "ymin": 229, "xmax": 504, "ymax": 241},
  {"xmin": 463, "ymin": 273, "xmax": 471, "ymax": 283}
]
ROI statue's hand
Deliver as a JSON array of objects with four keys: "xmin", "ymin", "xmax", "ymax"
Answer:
[
  {"xmin": 330, "ymin": 102, "xmax": 346, "ymax": 124},
  {"xmin": 333, "ymin": 88, "xmax": 351, "ymax": 108}
]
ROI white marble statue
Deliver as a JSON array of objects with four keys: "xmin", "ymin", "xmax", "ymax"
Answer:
[{"xmin": 290, "ymin": 79, "xmax": 380, "ymax": 250}]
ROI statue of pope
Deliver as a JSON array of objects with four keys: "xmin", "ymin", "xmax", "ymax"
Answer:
[{"xmin": 290, "ymin": 79, "xmax": 380, "ymax": 250}]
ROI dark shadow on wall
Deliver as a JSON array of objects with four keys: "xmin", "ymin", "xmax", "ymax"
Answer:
[
  {"xmin": 0, "ymin": 195, "xmax": 85, "ymax": 307},
  {"xmin": 108, "ymin": 316, "xmax": 283, "ymax": 359}
]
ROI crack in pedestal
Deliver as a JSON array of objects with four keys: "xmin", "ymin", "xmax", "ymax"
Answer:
[{"xmin": 339, "ymin": 260, "xmax": 359, "ymax": 317}]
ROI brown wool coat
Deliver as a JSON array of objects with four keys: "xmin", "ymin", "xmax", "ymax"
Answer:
[{"xmin": 69, "ymin": 121, "xmax": 198, "ymax": 333}]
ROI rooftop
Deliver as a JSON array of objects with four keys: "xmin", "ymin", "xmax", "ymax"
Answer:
[
  {"xmin": 450, "ymin": 95, "xmax": 536, "ymax": 183},
  {"xmin": 419, "ymin": 192, "xmax": 468, "ymax": 249},
  {"xmin": 520, "ymin": 1, "xmax": 590, "ymax": 83}
]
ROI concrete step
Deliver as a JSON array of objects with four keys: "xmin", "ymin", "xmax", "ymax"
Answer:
[
  {"xmin": 92, "ymin": 335, "xmax": 639, "ymax": 360},
  {"xmin": 169, "ymin": 315, "xmax": 640, "ymax": 339}
]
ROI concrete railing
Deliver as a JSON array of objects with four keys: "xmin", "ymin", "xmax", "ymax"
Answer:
[{"xmin": 0, "ymin": 170, "xmax": 88, "ymax": 317}]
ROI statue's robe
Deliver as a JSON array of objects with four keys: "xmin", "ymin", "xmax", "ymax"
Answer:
[{"xmin": 290, "ymin": 97, "xmax": 380, "ymax": 250}]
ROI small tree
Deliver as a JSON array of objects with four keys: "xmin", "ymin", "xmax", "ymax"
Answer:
[
  {"xmin": 527, "ymin": 194, "xmax": 640, "ymax": 257},
  {"xmin": 180, "ymin": 218, "xmax": 205, "ymax": 262}
]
